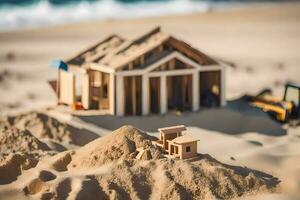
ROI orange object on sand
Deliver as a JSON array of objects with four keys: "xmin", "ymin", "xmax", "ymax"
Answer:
[{"xmin": 72, "ymin": 102, "xmax": 84, "ymax": 110}]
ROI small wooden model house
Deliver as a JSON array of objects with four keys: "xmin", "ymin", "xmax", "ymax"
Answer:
[
  {"xmin": 168, "ymin": 135, "xmax": 199, "ymax": 159},
  {"xmin": 156, "ymin": 125, "xmax": 186, "ymax": 150},
  {"xmin": 55, "ymin": 27, "xmax": 226, "ymax": 116},
  {"xmin": 155, "ymin": 125, "xmax": 199, "ymax": 159}
]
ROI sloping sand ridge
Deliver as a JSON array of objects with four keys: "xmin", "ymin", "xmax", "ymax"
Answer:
[
  {"xmin": 0, "ymin": 125, "xmax": 279, "ymax": 199},
  {"xmin": 1, "ymin": 111, "xmax": 99, "ymax": 147}
]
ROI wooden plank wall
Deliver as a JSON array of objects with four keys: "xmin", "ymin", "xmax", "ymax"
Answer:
[{"xmin": 59, "ymin": 70, "xmax": 75, "ymax": 105}]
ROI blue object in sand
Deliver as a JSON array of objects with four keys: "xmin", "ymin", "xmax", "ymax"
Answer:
[{"xmin": 50, "ymin": 60, "xmax": 68, "ymax": 71}]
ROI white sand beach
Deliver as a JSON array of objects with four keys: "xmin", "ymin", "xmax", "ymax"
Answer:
[{"xmin": 0, "ymin": 2, "xmax": 300, "ymax": 199}]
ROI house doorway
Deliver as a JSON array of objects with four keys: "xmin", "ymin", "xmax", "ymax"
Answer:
[
  {"xmin": 199, "ymin": 71, "xmax": 221, "ymax": 107},
  {"xmin": 167, "ymin": 75, "xmax": 192, "ymax": 111},
  {"xmin": 90, "ymin": 70, "xmax": 110, "ymax": 110},
  {"xmin": 124, "ymin": 76, "xmax": 142, "ymax": 115}
]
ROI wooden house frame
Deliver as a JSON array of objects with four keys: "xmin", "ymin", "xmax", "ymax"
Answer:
[
  {"xmin": 57, "ymin": 27, "xmax": 226, "ymax": 116},
  {"xmin": 156, "ymin": 125, "xmax": 186, "ymax": 150}
]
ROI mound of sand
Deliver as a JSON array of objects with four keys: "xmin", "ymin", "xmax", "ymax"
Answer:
[
  {"xmin": 93, "ymin": 157, "xmax": 277, "ymax": 199},
  {"xmin": 0, "ymin": 126, "xmax": 279, "ymax": 199},
  {"xmin": 2, "ymin": 111, "xmax": 99, "ymax": 146},
  {"xmin": 68, "ymin": 126, "xmax": 163, "ymax": 169},
  {"xmin": 65, "ymin": 126, "xmax": 278, "ymax": 199},
  {"xmin": 4, "ymin": 112, "xmax": 72, "ymax": 143},
  {"xmin": 0, "ymin": 125, "xmax": 52, "ymax": 158}
]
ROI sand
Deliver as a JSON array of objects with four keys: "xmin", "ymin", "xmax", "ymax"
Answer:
[
  {"xmin": 1, "ymin": 111, "xmax": 100, "ymax": 147},
  {"xmin": 0, "ymin": 126, "xmax": 279, "ymax": 199},
  {"xmin": 0, "ymin": 2, "xmax": 299, "ymax": 199},
  {"xmin": 68, "ymin": 126, "xmax": 162, "ymax": 169}
]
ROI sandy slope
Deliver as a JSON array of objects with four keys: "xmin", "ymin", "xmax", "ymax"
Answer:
[
  {"xmin": 0, "ymin": 126, "xmax": 279, "ymax": 199},
  {"xmin": 0, "ymin": 2, "xmax": 299, "ymax": 199}
]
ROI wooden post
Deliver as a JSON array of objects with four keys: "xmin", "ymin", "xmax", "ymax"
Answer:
[
  {"xmin": 221, "ymin": 67, "xmax": 226, "ymax": 106},
  {"xmin": 192, "ymin": 70, "xmax": 199, "ymax": 111},
  {"xmin": 116, "ymin": 75, "xmax": 124, "ymax": 116},
  {"xmin": 132, "ymin": 76, "xmax": 136, "ymax": 115},
  {"xmin": 142, "ymin": 75, "xmax": 149, "ymax": 115},
  {"xmin": 160, "ymin": 75, "xmax": 167, "ymax": 114},
  {"xmin": 182, "ymin": 75, "xmax": 187, "ymax": 108},
  {"xmin": 168, "ymin": 143, "xmax": 172, "ymax": 155},
  {"xmin": 109, "ymin": 73, "xmax": 115, "ymax": 115},
  {"xmin": 100, "ymin": 72, "xmax": 104, "ymax": 109},
  {"xmin": 82, "ymin": 72, "xmax": 90, "ymax": 109},
  {"xmin": 57, "ymin": 69, "xmax": 60, "ymax": 105}
]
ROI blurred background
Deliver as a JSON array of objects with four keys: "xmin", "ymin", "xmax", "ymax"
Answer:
[
  {"xmin": 0, "ymin": 0, "xmax": 296, "ymax": 31},
  {"xmin": 0, "ymin": 0, "xmax": 299, "ymax": 115},
  {"xmin": 1, "ymin": 1, "xmax": 300, "ymax": 198}
]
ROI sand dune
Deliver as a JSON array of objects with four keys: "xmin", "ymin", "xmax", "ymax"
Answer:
[
  {"xmin": 2, "ymin": 111, "xmax": 99, "ymax": 147},
  {"xmin": 0, "ymin": 126, "xmax": 279, "ymax": 199}
]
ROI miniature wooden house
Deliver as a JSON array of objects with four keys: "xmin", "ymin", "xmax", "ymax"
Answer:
[
  {"xmin": 156, "ymin": 125, "xmax": 187, "ymax": 150},
  {"xmin": 154, "ymin": 125, "xmax": 199, "ymax": 159},
  {"xmin": 168, "ymin": 135, "xmax": 199, "ymax": 159},
  {"xmin": 56, "ymin": 27, "xmax": 226, "ymax": 116}
]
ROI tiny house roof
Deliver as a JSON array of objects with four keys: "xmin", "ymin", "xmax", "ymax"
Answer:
[
  {"xmin": 66, "ymin": 26, "xmax": 218, "ymax": 71},
  {"xmin": 158, "ymin": 125, "xmax": 186, "ymax": 134},
  {"xmin": 172, "ymin": 135, "xmax": 199, "ymax": 144}
]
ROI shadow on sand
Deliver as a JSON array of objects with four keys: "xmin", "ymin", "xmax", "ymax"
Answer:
[
  {"xmin": 189, "ymin": 154, "xmax": 281, "ymax": 188},
  {"xmin": 77, "ymin": 99, "xmax": 286, "ymax": 136}
]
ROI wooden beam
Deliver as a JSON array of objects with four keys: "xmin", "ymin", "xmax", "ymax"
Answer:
[
  {"xmin": 142, "ymin": 75, "xmax": 149, "ymax": 115},
  {"xmin": 148, "ymin": 68, "xmax": 195, "ymax": 77},
  {"xmin": 82, "ymin": 72, "xmax": 90, "ymax": 109},
  {"xmin": 99, "ymin": 72, "xmax": 104, "ymax": 108},
  {"xmin": 65, "ymin": 34, "xmax": 125, "ymax": 64},
  {"xmin": 109, "ymin": 73, "xmax": 115, "ymax": 114},
  {"xmin": 116, "ymin": 75, "xmax": 124, "ymax": 116},
  {"xmin": 182, "ymin": 75, "xmax": 187, "ymax": 107},
  {"xmin": 168, "ymin": 37, "xmax": 217, "ymax": 65},
  {"xmin": 160, "ymin": 75, "xmax": 167, "ymax": 114},
  {"xmin": 192, "ymin": 71, "xmax": 199, "ymax": 111},
  {"xmin": 90, "ymin": 63, "xmax": 115, "ymax": 73},
  {"xmin": 57, "ymin": 70, "xmax": 61, "ymax": 104},
  {"xmin": 115, "ymin": 51, "xmax": 221, "ymax": 77},
  {"xmin": 221, "ymin": 66, "xmax": 226, "ymax": 106},
  {"xmin": 132, "ymin": 76, "xmax": 136, "ymax": 115}
]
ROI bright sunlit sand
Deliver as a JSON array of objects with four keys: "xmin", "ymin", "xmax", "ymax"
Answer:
[{"xmin": 0, "ymin": 1, "xmax": 300, "ymax": 200}]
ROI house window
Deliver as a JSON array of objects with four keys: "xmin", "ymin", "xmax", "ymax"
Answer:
[{"xmin": 186, "ymin": 146, "xmax": 191, "ymax": 152}]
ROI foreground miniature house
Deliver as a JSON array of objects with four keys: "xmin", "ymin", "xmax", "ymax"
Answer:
[
  {"xmin": 154, "ymin": 125, "xmax": 199, "ymax": 159},
  {"xmin": 55, "ymin": 27, "xmax": 226, "ymax": 116}
]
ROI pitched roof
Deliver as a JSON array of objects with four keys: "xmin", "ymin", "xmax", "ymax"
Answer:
[
  {"xmin": 172, "ymin": 135, "xmax": 199, "ymax": 144},
  {"xmin": 66, "ymin": 26, "xmax": 217, "ymax": 70},
  {"xmin": 66, "ymin": 34, "xmax": 125, "ymax": 66},
  {"xmin": 158, "ymin": 125, "xmax": 186, "ymax": 134},
  {"xmin": 102, "ymin": 27, "xmax": 170, "ymax": 69}
]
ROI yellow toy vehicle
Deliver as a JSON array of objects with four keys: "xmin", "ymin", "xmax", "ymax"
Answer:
[{"xmin": 249, "ymin": 82, "xmax": 300, "ymax": 123}]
